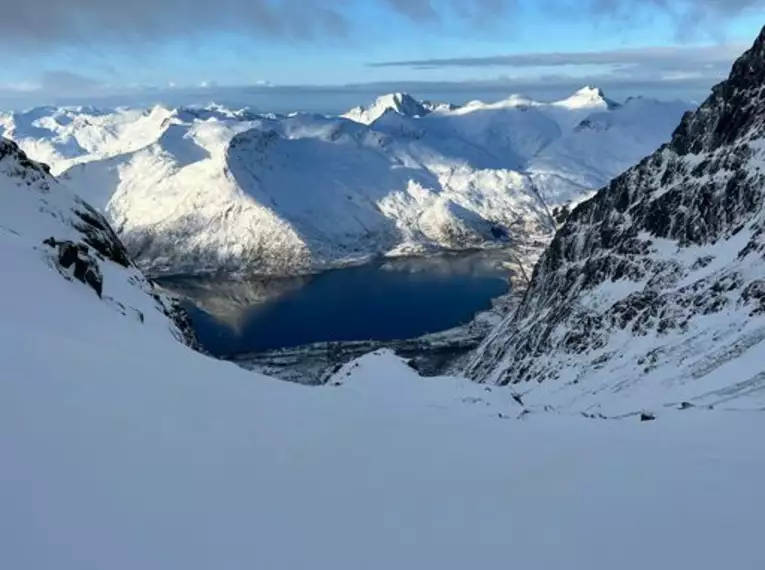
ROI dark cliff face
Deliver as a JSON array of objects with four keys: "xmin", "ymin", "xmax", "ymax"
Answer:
[
  {"xmin": 465, "ymin": 28, "xmax": 765, "ymax": 409},
  {"xmin": 671, "ymin": 26, "xmax": 765, "ymax": 157},
  {"xmin": 0, "ymin": 138, "xmax": 199, "ymax": 349}
]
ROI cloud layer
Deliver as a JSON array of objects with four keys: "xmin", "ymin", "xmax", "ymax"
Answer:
[
  {"xmin": 0, "ymin": 0, "xmax": 761, "ymax": 49},
  {"xmin": 368, "ymin": 44, "xmax": 746, "ymax": 70}
]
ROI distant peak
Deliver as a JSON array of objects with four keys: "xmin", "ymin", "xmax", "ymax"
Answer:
[
  {"xmin": 343, "ymin": 92, "xmax": 434, "ymax": 124},
  {"xmin": 374, "ymin": 92, "xmax": 420, "ymax": 109},
  {"xmin": 574, "ymin": 85, "xmax": 605, "ymax": 97},
  {"xmin": 557, "ymin": 85, "xmax": 620, "ymax": 110}
]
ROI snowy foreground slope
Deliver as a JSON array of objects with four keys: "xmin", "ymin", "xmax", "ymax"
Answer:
[
  {"xmin": 0, "ymin": 89, "xmax": 689, "ymax": 276},
  {"xmin": 467, "ymin": 28, "xmax": 765, "ymax": 416},
  {"xmin": 2, "ymin": 134, "xmax": 765, "ymax": 568},
  {"xmin": 0, "ymin": 138, "xmax": 193, "ymax": 344}
]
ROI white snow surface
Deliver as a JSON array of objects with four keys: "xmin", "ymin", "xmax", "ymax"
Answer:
[
  {"xmin": 2, "ymin": 135, "xmax": 765, "ymax": 569},
  {"xmin": 0, "ymin": 138, "xmax": 185, "ymax": 343},
  {"xmin": 0, "ymin": 90, "xmax": 690, "ymax": 276}
]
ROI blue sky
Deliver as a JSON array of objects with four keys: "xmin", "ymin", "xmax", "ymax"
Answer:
[{"xmin": 0, "ymin": 0, "xmax": 763, "ymax": 109}]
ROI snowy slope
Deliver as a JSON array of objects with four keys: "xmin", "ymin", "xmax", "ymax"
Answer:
[
  {"xmin": 0, "ymin": 105, "xmax": 176, "ymax": 174},
  {"xmin": 5, "ymin": 258, "xmax": 765, "ymax": 570},
  {"xmin": 528, "ymin": 96, "xmax": 693, "ymax": 204},
  {"xmin": 0, "ymin": 104, "xmax": 260, "ymax": 176},
  {"xmin": 2, "ymin": 90, "xmax": 689, "ymax": 277},
  {"xmin": 0, "ymin": 137, "xmax": 194, "ymax": 345},
  {"xmin": 3, "ymin": 123, "xmax": 765, "ymax": 569},
  {"xmin": 466, "ymin": 28, "xmax": 765, "ymax": 416}
]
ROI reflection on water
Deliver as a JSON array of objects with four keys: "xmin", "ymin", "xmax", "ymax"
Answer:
[
  {"xmin": 159, "ymin": 274, "xmax": 313, "ymax": 332},
  {"xmin": 159, "ymin": 250, "xmax": 512, "ymax": 356}
]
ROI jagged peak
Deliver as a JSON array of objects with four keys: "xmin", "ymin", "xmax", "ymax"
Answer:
[
  {"xmin": 343, "ymin": 92, "xmax": 434, "ymax": 124},
  {"xmin": 671, "ymin": 24, "xmax": 765, "ymax": 155},
  {"xmin": 575, "ymin": 85, "xmax": 605, "ymax": 97},
  {"xmin": 368, "ymin": 92, "xmax": 427, "ymax": 115},
  {"xmin": 555, "ymin": 85, "xmax": 620, "ymax": 110},
  {"xmin": 0, "ymin": 137, "xmax": 51, "ymax": 179},
  {"xmin": 376, "ymin": 91, "xmax": 416, "ymax": 104}
]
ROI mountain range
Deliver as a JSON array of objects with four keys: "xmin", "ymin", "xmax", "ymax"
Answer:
[{"xmin": 0, "ymin": 87, "xmax": 690, "ymax": 277}]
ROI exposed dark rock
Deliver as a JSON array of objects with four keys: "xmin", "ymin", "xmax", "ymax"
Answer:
[
  {"xmin": 0, "ymin": 137, "xmax": 199, "ymax": 349},
  {"xmin": 465, "ymin": 27, "xmax": 765, "ymax": 394},
  {"xmin": 72, "ymin": 203, "xmax": 132, "ymax": 268},
  {"xmin": 44, "ymin": 238, "xmax": 104, "ymax": 298}
]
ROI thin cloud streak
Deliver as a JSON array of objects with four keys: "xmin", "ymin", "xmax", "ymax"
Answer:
[{"xmin": 368, "ymin": 44, "xmax": 747, "ymax": 69}]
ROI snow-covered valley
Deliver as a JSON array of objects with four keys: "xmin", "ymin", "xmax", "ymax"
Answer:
[
  {"xmin": 1, "ymin": 141, "xmax": 763, "ymax": 567},
  {"xmin": 4, "ymin": 23, "xmax": 765, "ymax": 570},
  {"xmin": 0, "ymin": 87, "xmax": 690, "ymax": 277}
]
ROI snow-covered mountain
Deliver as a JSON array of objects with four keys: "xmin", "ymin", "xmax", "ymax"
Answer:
[
  {"xmin": 0, "ymin": 136, "xmax": 196, "ymax": 347},
  {"xmin": 342, "ymin": 92, "xmax": 456, "ymax": 124},
  {"xmin": 0, "ymin": 90, "xmax": 690, "ymax": 277},
  {"xmin": 553, "ymin": 85, "xmax": 620, "ymax": 111},
  {"xmin": 465, "ymin": 28, "xmax": 765, "ymax": 416},
  {"xmin": 0, "ymin": 104, "xmax": 262, "ymax": 176}
]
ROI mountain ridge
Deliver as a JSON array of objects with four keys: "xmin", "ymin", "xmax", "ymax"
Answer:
[
  {"xmin": 464, "ymin": 26, "xmax": 765, "ymax": 415},
  {"xmin": 0, "ymin": 136, "xmax": 197, "ymax": 346}
]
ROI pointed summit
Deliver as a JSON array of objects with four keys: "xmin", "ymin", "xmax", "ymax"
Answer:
[
  {"xmin": 555, "ymin": 85, "xmax": 620, "ymax": 111},
  {"xmin": 374, "ymin": 92, "xmax": 428, "ymax": 116},
  {"xmin": 574, "ymin": 85, "xmax": 605, "ymax": 97},
  {"xmin": 343, "ymin": 92, "xmax": 443, "ymax": 125},
  {"xmin": 671, "ymin": 25, "xmax": 765, "ymax": 155}
]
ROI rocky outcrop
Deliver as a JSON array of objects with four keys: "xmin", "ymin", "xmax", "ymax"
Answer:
[
  {"xmin": 0, "ymin": 137, "xmax": 198, "ymax": 349},
  {"xmin": 465, "ymin": 27, "xmax": 765, "ymax": 412},
  {"xmin": 43, "ymin": 238, "xmax": 104, "ymax": 297}
]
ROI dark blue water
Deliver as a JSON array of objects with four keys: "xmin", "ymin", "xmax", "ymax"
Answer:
[{"xmin": 160, "ymin": 252, "xmax": 510, "ymax": 356}]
